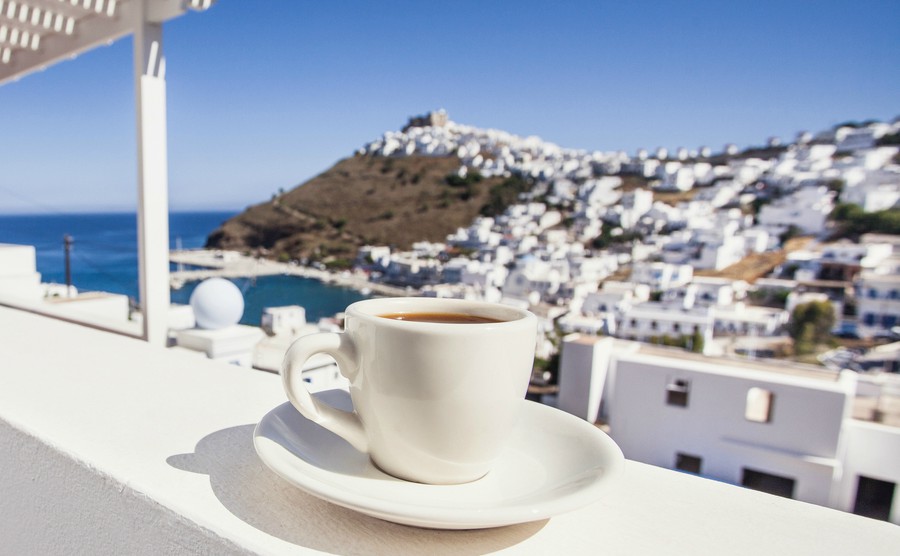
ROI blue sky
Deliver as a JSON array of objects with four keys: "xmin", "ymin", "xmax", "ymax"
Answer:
[{"xmin": 0, "ymin": 0, "xmax": 898, "ymax": 213}]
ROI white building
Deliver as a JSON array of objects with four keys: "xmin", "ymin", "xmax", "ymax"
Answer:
[
  {"xmin": 554, "ymin": 339, "xmax": 900, "ymax": 524},
  {"xmin": 662, "ymin": 277, "xmax": 749, "ymax": 308},
  {"xmin": 617, "ymin": 302, "xmax": 713, "ymax": 351},
  {"xmin": 260, "ymin": 306, "xmax": 312, "ymax": 337},
  {"xmin": 0, "ymin": 244, "xmax": 44, "ymax": 302},
  {"xmin": 857, "ymin": 271, "xmax": 900, "ymax": 339},
  {"xmin": 382, "ymin": 254, "xmax": 441, "ymax": 287},
  {"xmin": 502, "ymin": 255, "xmax": 569, "ymax": 304},
  {"xmin": 608, "ymin": 350, "xmax": 855, "ymax": 508},
  {"xmin": 557, "ymin": 335, "xmax": 614, "ymax": 423},
  {"xmin": 630, "ymin": 262, "xmax": 694, "ymax": 291},
  {"xmin": 757, "ymin": 186, "xmax": 835, "ymax": 235},
  {"xmin": 356, "ymin": 245, "xmax": 391, "ymax": 268},
  {"xmin": 841, "ymin": 168, "xmax": 900, "ymax": 213},
  {"xmin": 712, "ymin": 303, "xmax": 788, "ymax": 337}
]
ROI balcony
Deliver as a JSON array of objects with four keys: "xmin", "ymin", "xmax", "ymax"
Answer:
[{"xmin": 2, "ymin": 305, "xmax": 897, "ymax": 554}]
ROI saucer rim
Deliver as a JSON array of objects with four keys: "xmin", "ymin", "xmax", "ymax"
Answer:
[{"xmin": 253, "ymin": 397, "xmax": 624, "ymax": 529}]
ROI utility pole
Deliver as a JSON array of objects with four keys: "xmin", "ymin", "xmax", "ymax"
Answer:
[{"xmin": 64, "ymin": 234, "xmax": 73, "ymax": 297}]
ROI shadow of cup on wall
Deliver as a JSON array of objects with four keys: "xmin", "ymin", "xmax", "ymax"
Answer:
[{"xmin": 166, "ymin": 422, "xmax": 546, "ymax": 555}]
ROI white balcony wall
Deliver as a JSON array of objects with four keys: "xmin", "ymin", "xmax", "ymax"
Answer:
[
  {"xmin": 608, "ymin": 353, "xmax": 855, "ymax": 507},
  {"xmin": 2, "ymin": 306, "xmax": 898, "ymax": 553}
]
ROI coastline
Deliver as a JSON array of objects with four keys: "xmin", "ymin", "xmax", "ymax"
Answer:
[{"xmin": 169, "ymin": 249, "xmax": 412, "ymax": 298}]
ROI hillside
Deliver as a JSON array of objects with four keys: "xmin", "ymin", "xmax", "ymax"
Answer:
[{"xmin": 205, "ymin": 155, "xmax": 512, "ymax": 265}]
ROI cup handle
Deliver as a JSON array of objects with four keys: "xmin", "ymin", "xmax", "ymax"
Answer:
[{"xmin": 281, "ymin": 332, "xmax": 368, "ymax": 453}]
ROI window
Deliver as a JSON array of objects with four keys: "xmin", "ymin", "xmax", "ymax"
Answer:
[
  {"xmin": 673, "ymin": 323, "xmax": 681, "ymax": 333},
  {"xmin": 889, "ymin": 290, "xmax": 899, "ymax": 300},
  {"xmin": 675, "ymin": 452, "xmax": 702, "ymax": 474},
  {"xmin": 853, "ymin": 476, "xmax": 895, "ymax": 521},
  {"xmin": 650, "ymin": 320, "xmax": 658, "ymax": 330},
  {"xmin": 869, "ymin": 289, "xmax": 878, "ymax": 299},
  {"xmin": 745, "ymin": 388, "xmax": 774, "ymax": 423},
  {"xmin": 741, "ymin": 468, "xmax": 795, "ymax": 499},
  {"xmin": 666, "ymin": 378, "xmax": 690, "ymax": 407},
  {"xmin": 864, "ymin": 313, "xmax": 876, "ymax": 326},
  {"xmin": 882, "ymin": 315, "xmax": 897, "ymax": 329}
]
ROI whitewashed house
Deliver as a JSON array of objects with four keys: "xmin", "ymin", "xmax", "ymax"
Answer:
[
  {"xmin": 356, "ymin": 245, "xmax": 391, "ymax": 268},
  {"xmin": 609, "ymin": 189, "xmax": 653, "ymax": 228},
  {"xmin": 657, "ymin": 163, "xmax": 696, "ymax": 191},
  {"xmin": 616, "ymin": 303, "xmax": 713, "ymax": 350},
  {"xmin": 502, "ymin": 255, "xmax": 569, "ymax": 305},
  {"xmin": 630, "ymin": 262, "xmax": 694, "ymax": 291},
  {"xmin": 757, "ymin": 185, "xmax": 835, "ymax": 235},
  {"xmin": 841, "ymin": 168, "xmax": 900, "ymax": 213},
  {"xmin": 662, "ymin": 277, "xmax": 748, "ymax": 308},
  {"xmin": 695, "ymin": 235, "xmax": 747, "ymax": 271},
  {"xmin": 567, "ymin": 252, "xmax": 619, "ymax": 283},
  {"xmin": 857, "ymin": 268, "xmax": 900, "ymax": 339},
  {"xmin": 447, "ymin": 217, "xmax": 501, "ymax": 250},
  {"xmin": 441, "ymin": 258, "xmax": 508, "ymax": 291},
  {"xmin": 836, "ymin": 123, "xmax": 891, "ymax": 152},
  {"xmin": 382, "ymin": 254, "xmax": 441, "ymax": 287},
  {"xmin": 578, "ymin": 177, "xmax": 623, "ymax": 206},
  {"xmin": 712, "ymin": 303, "xmax": 788, "ymax": 337}
]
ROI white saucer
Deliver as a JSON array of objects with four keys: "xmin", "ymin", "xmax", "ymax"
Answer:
[{"xmin": 253, "ymin": 390, "xmax": 624, "ymax": 529}]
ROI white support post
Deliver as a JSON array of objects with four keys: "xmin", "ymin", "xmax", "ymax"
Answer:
[{"xmin": 134, "ymin": 1, "xmax": 170, "ymax": 346}]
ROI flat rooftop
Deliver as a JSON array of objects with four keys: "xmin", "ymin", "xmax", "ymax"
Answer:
[
  {"xmin": 633, "ymin": 342, "xmax": 900, "ymax": 427},
  {"xmin": 634, "ymin": 342, "xmax": 842, "ymax": 383}
]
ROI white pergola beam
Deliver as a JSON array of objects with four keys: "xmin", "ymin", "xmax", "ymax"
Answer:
[
  {"xmin": 133, "ymin": 0, "xmax": 169, "ymax": 346},
  {"xmin": 0, "ymin": 0, "xmax": 135, "ymax": 84},
  {"xmin": 0, "ymin": 1, "xmax": 214, "ymax": 82}
]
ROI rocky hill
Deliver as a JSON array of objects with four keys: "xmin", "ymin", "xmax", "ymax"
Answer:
[{"xmin": 205, "ymin": 154, "xmax": 517, "ymax": 266}]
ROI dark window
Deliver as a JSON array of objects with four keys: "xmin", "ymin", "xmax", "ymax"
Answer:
[
  {"xmin": 883, "ymin": 315, "xmax": 897, "ymax": 328},
  {"xmin": 890, "ymin": 290, "xmax": 899, "ymax": 300},
  {"xmin": 869, "ymin": 289, "xmax": 878, "ymax": 299},
  {"xmin": 853, "ymin": 476, "xmax": 895, "ymax": 521},
  {"xmin": 741, "ymin": 468, "xmax": 795, "ymax": 498},
  {"xmin": 666, "ymin": 378, "xmax": 690, "ymax": 407},
  {"xmin": 675, "ymin": 453, "xmax": 702, "ymax": 474},
  {"xmin": 673, "ymin": 323, "xmax": 681, "ymax": 332},
  {"xmin": 651, "ymin": 320, "xmax": 658, "ymax": 330},
  {"xmin": 864, "ymin": 313, "xmax": 876, "ymax": 326}
]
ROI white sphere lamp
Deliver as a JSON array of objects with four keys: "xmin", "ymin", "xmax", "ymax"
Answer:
[{"xmin": 190, "ymin": 278, "xmax": 244, "ymax": 330}]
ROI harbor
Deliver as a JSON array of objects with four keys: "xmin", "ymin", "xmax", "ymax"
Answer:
[{"xmin": 169, "ymin": 249, "xmax": 411, "ymax": 298}]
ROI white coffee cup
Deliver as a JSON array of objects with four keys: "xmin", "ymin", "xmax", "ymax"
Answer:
[{"xmin": 282, "ymin": 297, "xmax": 537, "ymax": 484}]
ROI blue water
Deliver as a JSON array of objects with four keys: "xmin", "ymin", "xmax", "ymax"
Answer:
[{"xmin": 0, "ymin": 212, "xmax": 370, "ymax": 325}]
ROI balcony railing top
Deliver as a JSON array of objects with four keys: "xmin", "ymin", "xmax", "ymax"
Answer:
[{"xmin": 1, "ymin": 305, "xmax": 897, "ymax": 554}]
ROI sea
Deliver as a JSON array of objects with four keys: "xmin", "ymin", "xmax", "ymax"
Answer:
[{"xmin": 0, "ymin": 211, "xmax": 370, "ymax": 325}]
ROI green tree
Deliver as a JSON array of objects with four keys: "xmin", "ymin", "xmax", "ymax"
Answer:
[
  {"xmin": 829, "ymin": 203, "xmax": 900, "ymax": 239},
  {"xmin": 479, "ymin": 174, "xmax": 531, "ymax": 216},
  {"xmin": 788, "ymin": 300, "xmax": 835, "ymax": 354},
  {"xmin": 690, "ymin": 330, "xmax": 705, "ymax": 354}
]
